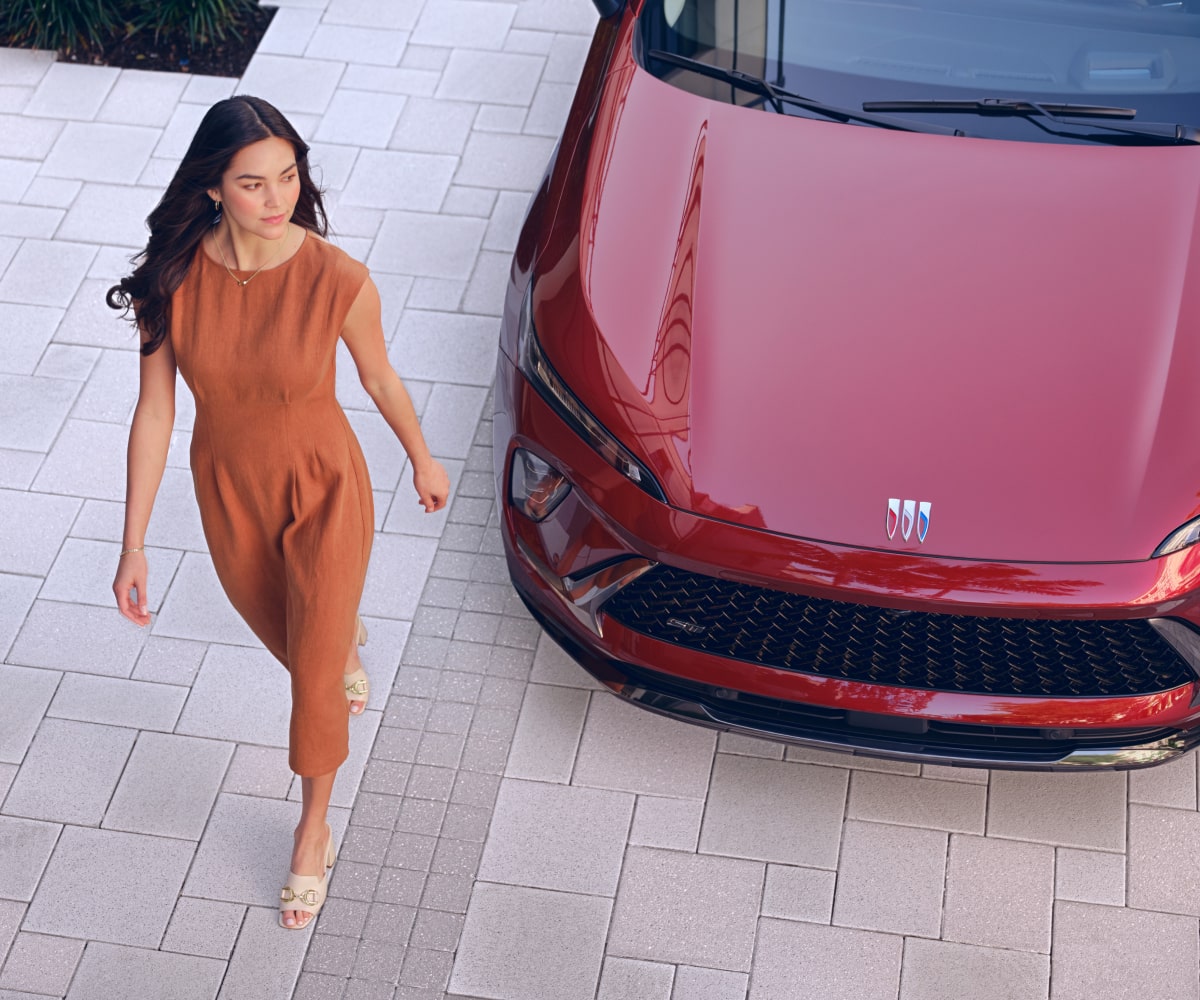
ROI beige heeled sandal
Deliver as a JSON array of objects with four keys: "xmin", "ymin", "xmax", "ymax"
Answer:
[
  {"xmin": 344, "ymin": 615, "xmax": 370, "ymax": 713},
  {"xmin": 279, "ymin": 824, "xmax": 336, "ymax": 930}
]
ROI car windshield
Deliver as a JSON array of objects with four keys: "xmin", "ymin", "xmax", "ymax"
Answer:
[{"xmin": 638, "ymin": 0, "xmax": 1200, "ymax": 142}]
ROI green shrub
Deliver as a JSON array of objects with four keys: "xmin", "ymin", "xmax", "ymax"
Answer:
[
  {"xmin": 1, "ymin": 0, "xmax": 121, "ymax": 54},
  {"xmin": 2, "ymin": 0, "xmax": 260, "ymax": 53},
  {"xmin": 134, "ymin": 0, "xmax": 260, "ymax": 45}
]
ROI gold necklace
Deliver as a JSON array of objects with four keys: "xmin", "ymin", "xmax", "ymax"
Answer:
[{"xmin": 213, "ymin": 223, "xmax": 292, "ymax": 287}]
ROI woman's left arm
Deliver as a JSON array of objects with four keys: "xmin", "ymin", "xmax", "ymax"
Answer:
[{"xmin": 342, "ymin": 276, "xmax": 450, "ymax": 513}]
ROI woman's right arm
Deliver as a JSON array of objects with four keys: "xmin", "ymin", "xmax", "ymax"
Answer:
[{"xmin": 113, "ymin": 332, "xmax": 177, "ymax": 626}]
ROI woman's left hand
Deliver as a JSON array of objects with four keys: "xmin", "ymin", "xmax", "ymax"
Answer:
[{"xmin": 414, "ymin": 459, "xmax": 451, "ymax": 513}]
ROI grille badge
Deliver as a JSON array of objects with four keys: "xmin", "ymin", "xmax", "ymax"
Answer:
[
  {"xmin": 886, "ymin": 499, "xmax": 932, "ymax": 543},
  {"xmin": 666, "ymin": 617, "xmax": 707, "ymax": 636}
]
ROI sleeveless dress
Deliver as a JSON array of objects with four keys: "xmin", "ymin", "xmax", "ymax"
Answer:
[{"xmin": 171, "ymin": 232, "xmax": 372, "ymax": 777}]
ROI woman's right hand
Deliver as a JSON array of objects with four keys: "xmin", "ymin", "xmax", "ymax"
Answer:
[{"xmin": 113, "ymin": 551, "xmax": 151, "ymax": 627}]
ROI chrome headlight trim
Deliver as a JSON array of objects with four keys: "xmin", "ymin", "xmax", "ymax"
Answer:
[
  {"xmin": 515, "ymin": 282, "xmax": 667, "ymax": 503},
  {"xmin": 1153, "ymin": 516, "xmax": 1200, "ymax": 559}
]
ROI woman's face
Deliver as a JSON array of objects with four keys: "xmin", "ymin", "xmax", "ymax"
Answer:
[{"xmin": 208, "ymin": 136, "xmax": 301, "ymax": 240}]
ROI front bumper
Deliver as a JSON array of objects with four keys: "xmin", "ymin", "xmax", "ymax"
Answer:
[{"xmin": 495, "ymin": 351, "xmax": 1200, "ymax": 770}]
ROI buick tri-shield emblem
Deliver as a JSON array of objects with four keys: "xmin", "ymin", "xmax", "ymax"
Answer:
[{"xmin": 887, "ymin": 499, "xmax": 932, "ymax": 543}]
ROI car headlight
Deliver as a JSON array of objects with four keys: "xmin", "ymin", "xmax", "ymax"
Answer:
[
  {"xmin": 1154, "ymin": 516, "xmax": 1200, "ymax": 558},
  {"xmin": 515, "ymin": 282, "xmax": 666, "ymax": 502}
]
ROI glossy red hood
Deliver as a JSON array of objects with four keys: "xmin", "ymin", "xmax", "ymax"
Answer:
[{"xmin": 547, "ymin": 55, "xmax": 1200, "ymax": 564}]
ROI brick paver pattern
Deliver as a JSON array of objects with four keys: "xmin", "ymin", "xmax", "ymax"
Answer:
[{"xmin": 2, "ymin": 2, "xmax": 1200, "ymax": 999}]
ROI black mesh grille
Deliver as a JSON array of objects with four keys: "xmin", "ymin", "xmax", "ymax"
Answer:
[{"xmin": 601, "ymin": 565, "xmax": 1196, "ymax": 698}]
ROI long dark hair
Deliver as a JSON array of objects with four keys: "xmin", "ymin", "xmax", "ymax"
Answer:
[{"xmin": 107, "ymin": 95, "xmax": 328, "ymax": 355}]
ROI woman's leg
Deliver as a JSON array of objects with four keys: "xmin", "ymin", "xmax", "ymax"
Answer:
[{"xmin": 282, "ymin": 769, "xmax": 337, "ymax": 929}]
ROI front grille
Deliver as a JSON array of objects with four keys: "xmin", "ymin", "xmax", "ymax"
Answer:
[{"xmin": 601, "ymin": 565, "xmax": 1196, "ymax": 698}]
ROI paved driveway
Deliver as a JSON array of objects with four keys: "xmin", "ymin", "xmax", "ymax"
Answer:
[{"xmin": 1, "ymin": 1, "xmax": 1199, "ymax": 998}]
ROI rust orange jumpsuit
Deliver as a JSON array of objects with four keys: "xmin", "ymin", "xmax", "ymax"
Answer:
[{"xmin": 171, "ymin": 233, "xmax": 372, "ymax": 776}]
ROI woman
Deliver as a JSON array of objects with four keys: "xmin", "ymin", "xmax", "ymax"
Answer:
[{"xmin": 109, "ymin": 95, "xmax": 450, "ymax": 930}]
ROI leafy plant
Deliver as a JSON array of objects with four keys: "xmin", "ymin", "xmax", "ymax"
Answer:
[
  {"xmin": 133, "ymin": 0, "xmax": 259, "ymax": 46},
  {"xmin": 0, "ymin": 0, "xmax": 121, "ymax": 54}
]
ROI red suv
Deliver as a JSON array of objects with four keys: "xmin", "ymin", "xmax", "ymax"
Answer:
[{"xmin": 494, "ymin": 0, "xmax": 1200, "ymax": 769}]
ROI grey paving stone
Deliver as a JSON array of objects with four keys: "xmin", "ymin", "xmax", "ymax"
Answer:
[
  {"xmin": 502, "ymin": 683, "xmax": 586, "ymax": 783},
  {"xmin": 21, "ymin": 176, "xmax": 81, "ymax": 209},
  {"xmin": 35, "ymin": 344, "xmax": 101, "ymax": 383},
  {"xmin": 308, "ymin": 24, "xmax": 409, "ymax": 66},
  {"xmin": 543, "ymin": 31, "xmax": 592, "ymax": 81},
  {"xmin": 412, "ymin": 1, "xmax": 515, "ymax": 49},
  {"xmin": 900, "ymin": 938, "xmax": 1049, "ymax": 1000},
  {"xmin": 573, "ymin": 693, "xmax": 716, "ymax": 799},
  {"xmin": 239, "ymin": 54, "xmax": 346, "ymax": 115},
  {"xmin": 421, "ymin": 872, "xmax": 473, "ymax": 913},
  {"xmin": 524, "ymin": 81, "xmax": 575, "ymax": 138},
  {"xmin": 343, "ymin": 151, "xmax": 457, "ymax": 211},
  {"xmin": 24, "ymin": 825, "xmax": 193, "ymax": 946},
  {"xmin": 390, "ymin": 98, "xmax": 477, "ymax": 155},
  {"xmin": 353, "ymin": 937, "xmax": 407, "ymax": 983},
  {"xmin": 833, "ymin": 820, "xmax": 947, "ymax": 938},
  {"xmin": 65, "ymin": 942, "xmax": 224, "ymax": 1000},
  {"xmin": 409, "ymin": 908, "xmax": 463, "ymax": 951},
  {"xmin": 293, "ymin": 973, "xmax": 347, "ymax": 1000},
  {"xmin": 257, "ymin": 6, "xmax": 321, "ymax": 55},
  {"xmin": 41, "ymin": 121, "xmax": 159, "ymax": 184},
  {"xmin": 782, "ymin": 746, "xmax": 920, "ymax": 775},
  {"xmin": 942, "ymin": 834, "xmax": 1054, "ymax": 952},
  {"xmin": 48, "ymin": 672, "xmax": 187, "ymax": 731},
  {"xmin": 0, "ymin": 203, "xmax": 63, "ymax": 238},
  {"xmin": 162, "ymin": 898, "xmax": 246, "ymax": 960},
  {"xmin": 0, "ymin": 488, "xmax": 80, "ymax": 576},
  {"xmin": 1051, "ymin": 900, "xmax": 1199, "ymax": 1000},
  {"xmin": 400, "ymin": 947, "xmax": 452, "ymax": 991},
  {"xmin": 221, "ymin": 744, "xmax": 293, "ymax": 798},
  {"xmin": 31, "ymin": 418, "xmax": 127, "ymax": 500},
  {"xmin": 513, "ymin": 0, "xmax": 597, "ymax": 32},
  {"xmin": 481, "ymin": 190, "xmax": 529, "ymax": 254},
  {"xmin": 0, "ymin": 933, "xmax": 83, "ymax": 996},
  {"xmin": 847, "ymin": 769, "xmax": 986, "ymax": 833},
  {"xmin": 479, "ymin": 778, "xmax": 633, "ymax": 895},
  {"xmin": 25, "ymin": 62, "xmax": 117, "ymax": 118},
  {"xmin": 749, "ymin": 918, "xmax": 903, "ymax": 1000},
  {"xmin": 132, "ymin": 635, "xmax": 209, "ymax": 687},
  {"xmin": 154, "ymin": 553, "xmax": 260, "ymax": 646},
  {"xmin": 9, "ymin": 600, "xmax": 149, "ymax": 677},
  {"xmin": 597, "ymin": 957, "xmax": 674, "ymax": 1000},
  {"xmin": 0, "ymin": 374, "xmax": 77, "ymax": 451},
  {"xmin": 436, "ymin": 50, "xmax": 543, "ymax": 106},
  {"xmin": 306, "ymin": 933, "xmax": 359, "ymax": 976},
  {"xmin": 717, "ymin": 732, "xmax": 785, "ymax": 760},
  {"xmin": 987, "ymin": 770, "xmax": 1126, "ymax": 851},
  {"xmin": 0, "ymin": 900, "xmax": 23, "ymax": 970},
  {"xmin": 57, "ymin": 182, "xmax": 163, "ymax": 249},
  {"xmin": 761, "ymin": 864, "xmax": 837, "ymax": 924},
  {"xmin": 53, "ymin": 277, "xmax": 140, "ymax": 351},
  {"xmin": 0, "ymin": 765, "xmax": 14, "ymax": 807},
  {"xmin": 374, "ymin": 214, "xmax": 487, "ymax": 284},
  {"xmin": 673, "ymin": 967, "xmax": 749, "ymax": 1000},
  {"xmin": 3, "ymin": 717, "xmax": 135, "ymax": 824},
  {"xmin": 454, "ymin": 131, "xmax": 556, "ymax": 190},
  {"xmin": 1055, "ymin": 847, "xmax": 1125, "ymax": 906},
  {"xmin": 629, "ymin": 795, "xmax": 704, "ymax": 852},
  {"xmin": 375, "ymin": 868, "xmax": 426, "ymax": 908},
  {"xmin": 0, "ymin": 115, "xmax": 63, "ymax": 162},
  {"xmin": 218, "ymin": 905, "xmax": 312, "ymax": 1000},
  {"xmin": 0, "ymin": 817, "xmax": 59, "ymax": 902},
  {"xmin": 1127, "ymin": 804, "xmax": 1200, "ymax": 917},
  {"xmin": 417, "ymin": 385, "xmax": 489, "ymax": 460},
  {"xmin": 1128, "ymin": 752, "xmax": 1197, "ymax": 809},
  {"xmin": 0, "ymin": 238, "xmax": 95, "ymax": 307},
  {"xmin": 0, "ymin": 664, "xmax": 59, "ymax": 765},
  {"xmin": 609, "ymin": 846, "xmax": 763, "ymax": 971},
  {"xmin": 317, "ymin": 90, "xmax": 407, "ymax": 149},
  {"xmin": 0, "ymin": 49, "xmax": 53, "ymax": 86},
  {"xmin": 529, "ymin": 631, "xmax": 604, "ymax": 690},
  {"xmin": 184, "ymin": 793, "xmax": 305, "ymax": 906},
  {"xmin": 450, "ymin": 881, "xmax": 611, "ymax": 1000},
  {"xmin": 0, "ymin": 303, "xmax": 62, "ymax": 375},
  {"xmin": 103, "ymin": 731, "xmax": 232, "ymax": 839},
  {"xmin": 700, "ymin": 755, "xmax": 849, "ymax": 868},
  {"xmin": 0, "ymin": 451, "xmax": 40, "ymax": 490},
  {"xmin": 96, "ymin": 68, "xmax": 189, "ymax": 126},
  {"xmin": 174, "ymin": 643, "xmax": 290, "ymax": 747},
  {"xmin": 360, "ymin": 534, "xmax": 439, "ymax": 621}
]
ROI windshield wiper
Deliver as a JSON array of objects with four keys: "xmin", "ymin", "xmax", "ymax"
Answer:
[
  {"xmin": 863, "ymin": 98, "xmax": 1200, "ymax": 145},
  {"xmin": 646, "ymin": 50, "xmax": 969, "ymax": 137}
]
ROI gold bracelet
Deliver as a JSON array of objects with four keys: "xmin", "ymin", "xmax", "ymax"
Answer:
[{"xmin": 120, "ymin": 546, "xmax": 144, "ymax": 556}]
